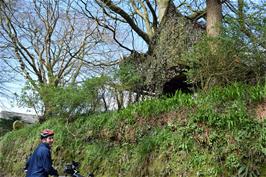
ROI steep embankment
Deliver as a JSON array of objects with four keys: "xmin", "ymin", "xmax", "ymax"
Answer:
[{"xmin": 0, "ymin": 84, "xmax": 265, "ymax": 177}]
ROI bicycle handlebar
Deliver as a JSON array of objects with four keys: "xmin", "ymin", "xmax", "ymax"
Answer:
[{"xmin": 63, "ymin": 161, "xmax": 94, "ymax": 177}]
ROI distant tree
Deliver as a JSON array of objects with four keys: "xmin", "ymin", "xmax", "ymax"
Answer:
[{"xmin": 0, "ymin": 0, "xmax": 102, "ymax": 119}]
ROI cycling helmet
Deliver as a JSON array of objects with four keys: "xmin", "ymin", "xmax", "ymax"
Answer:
[{"xmin": 40, "ymin": 129, "xmax": 54, "ymax": 139}]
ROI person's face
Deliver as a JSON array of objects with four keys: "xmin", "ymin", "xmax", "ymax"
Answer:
[{"xmin": 42, "ymin": 136, "xmax": 54, "ymax": 146}]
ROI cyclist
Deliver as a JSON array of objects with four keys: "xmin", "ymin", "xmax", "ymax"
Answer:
[{"xmin": 25, "ymin": 129, "xmax": 59, "ymax": 177}]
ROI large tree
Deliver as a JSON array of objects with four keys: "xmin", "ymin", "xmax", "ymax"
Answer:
[
  {"xmin": 0, "ymin": 0, "xmax": 102, "ymax": 118},
  {"xmin": 78, "ymin": 0, "xmax": 209, "ymax": 95},
  {"xmin": 79, "ymin": 0, "xmax": 265, "ymax": 51},
  {"xmin": 79, "ymin": 0, "xmax": 210, "ymax": 52},
  {"xmin": 78, "ymin": 0, "xmax": 265, "ymax": 96}
]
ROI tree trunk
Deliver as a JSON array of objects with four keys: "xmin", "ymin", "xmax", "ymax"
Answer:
[
  {"xmin": 158, "ymin": 0, "xmax": 170, "ymax": 22},
  {"xmin": 206, "ymin": 0, "xmax": 222, "ymax": 37},
  {"xmin": 42, "ymin": 101, "xmax": 53, "ymax": 122}
]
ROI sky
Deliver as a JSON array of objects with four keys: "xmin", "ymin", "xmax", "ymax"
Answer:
[
  {"xmin": 0, "ymin": 97, "xmax": 35, "ymax": 114},
  {"xmin": 0, "ymin": 81, "xmax": 36, "ymax": 115},
  {"xmin": 0, "ymin": 100, "xmax": 34, "ymax": 114}
]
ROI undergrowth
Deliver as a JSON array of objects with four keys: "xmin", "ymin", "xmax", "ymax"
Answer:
[
  {"xmin": 0, "ymin": 83, "xmax": 265, "ymax": 177},
  {"xmin": 0, "ymin": 119, "xmax": 14, "ymax": 137}
]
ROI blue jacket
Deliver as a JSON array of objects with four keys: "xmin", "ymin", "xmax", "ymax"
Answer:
[{"xmin": 26, "ymin": 143, "xmax": 58, "ymax": 177}]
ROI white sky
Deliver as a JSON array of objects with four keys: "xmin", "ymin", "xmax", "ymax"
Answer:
[
  {"xmin": 0, "ymin": 96, "xmax": 35, "ymax": 114},
  {"xmin": 0, "ymin": 81, "xmax": 36, "ymax": 114}
]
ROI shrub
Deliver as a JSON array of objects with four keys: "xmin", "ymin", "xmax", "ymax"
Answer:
[
  {"xmin": 182, "ymin": 36, "xmax": 265, "ymax": 90},
  {"xmin": 39, "ymin": 76, "xmax": 110, "ymax": 119}
]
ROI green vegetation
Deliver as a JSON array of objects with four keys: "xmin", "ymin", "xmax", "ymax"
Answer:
[
  {"xmin": 182, "ymin": 36, "xmax": 265, "ymax": 90},
  {"xmin": 19, "ymin": 76, "xmax": 111, "ymax": 119},
  {"xmin": 0, "ymin": 119, "xmax": 14, "ymax": 137},
  {"xmin": 0, "ymin": 83, "xmax": 265, "ymax": 177}
]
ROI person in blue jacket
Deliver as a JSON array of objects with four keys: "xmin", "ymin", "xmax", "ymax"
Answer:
[{"xmin": 25, "ymin": 129, "xmax": 59, "ymax": 177}]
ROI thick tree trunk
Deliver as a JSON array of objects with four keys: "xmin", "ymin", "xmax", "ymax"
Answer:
[{"xmin": 206, "ymin": 0, "xmax": 222, "ymax": 37}]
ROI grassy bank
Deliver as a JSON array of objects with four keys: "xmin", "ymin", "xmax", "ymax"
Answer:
[{"xmin": 0, "ymin": 83, "xmax": 265, "ymax": 177}]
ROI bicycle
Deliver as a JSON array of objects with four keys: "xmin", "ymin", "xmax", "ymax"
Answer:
[{"xmin": 63, "ymin": 161, "xmax": 94, "ymax": 177}]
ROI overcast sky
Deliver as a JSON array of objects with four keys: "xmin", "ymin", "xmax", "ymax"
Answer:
[{"xmin": 0, "ymin": 81, "xmax": 35, "ymax": 114}]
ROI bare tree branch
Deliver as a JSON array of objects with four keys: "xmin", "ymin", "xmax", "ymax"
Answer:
[
  {"xmin": 146, "ymin": 0, "xmax": 158, "ymax": 33},
  {"xmin": 80, "ymin": 0, "xmax": 133, "ymax": 52},
  {"xmin": 96, "ymin": 0, "xmax": 150, "ymax": 44}
]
